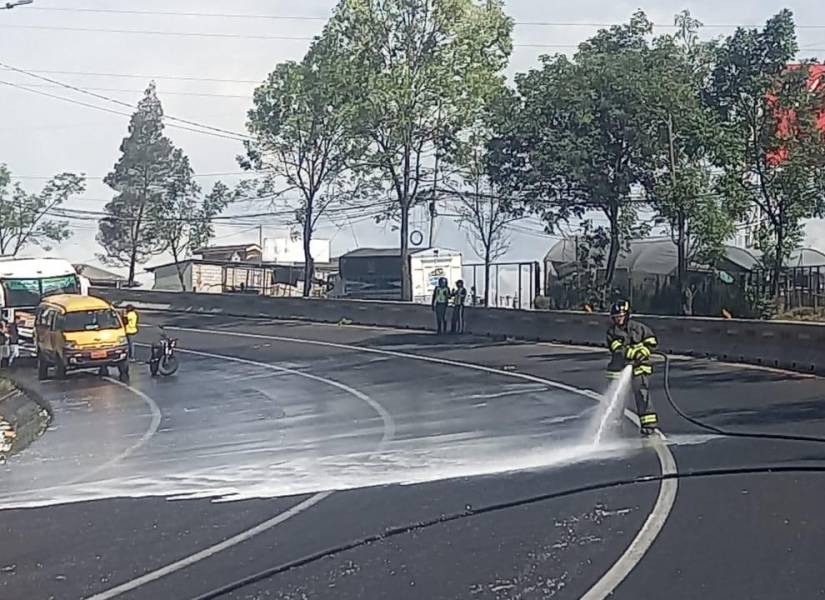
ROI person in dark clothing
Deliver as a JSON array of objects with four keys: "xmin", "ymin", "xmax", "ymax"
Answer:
[
  {"xmin": 7, "ymin": 317, "xmax": 19, "ymax": 367},
  {"xmin": 450, "ymin": 279, "xmax": 467, "ymax": 334},
  {"xmin": 431, "ymin": 277, "xmax": 450, "ymax": 335},
  {"xmin": 0, "ymin": 319, "xmax": 7, "ymax": 368},
  {"xmin": 606, "ymin": 300, "xmax": 659, "ymax": 436}
]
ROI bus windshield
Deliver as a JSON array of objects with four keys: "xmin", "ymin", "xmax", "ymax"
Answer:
[{"xmin": 1, "ymin": 275, "xmax": 80, "ymax": 308}]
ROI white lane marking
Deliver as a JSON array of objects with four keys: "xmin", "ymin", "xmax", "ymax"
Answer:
[
  {"xmin": 468, "ymin": 387, "xmax": 548, "ymax": 400},
  {"xmin": 85, "ymin": 493, "xmax": 331, "ymax": 600},
  {"xmin": 68, "ymin": 378, "xmax": 163, "ymax": 486},
  {"xmin": 167, "ymin": 325, "xmax": 605, "ymax": 401},
  {"xmin": 167, "ymin": 325, "xmax": 679, "ymax": 598},
  {"xmin": 85, "ymin": 348, "xmax": 394, "ymax": 600},
  {"xmin": 581, "ymin": 426, "xmax": 678, "ymax": 599}
]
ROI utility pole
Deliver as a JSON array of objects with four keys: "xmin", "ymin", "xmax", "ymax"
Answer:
[
  {"xmin": 2, "ymin": 1, "xmax": 34, "ymax": 10},
  {"xmin": 428, "ymin": 152, "xmax": 439, "ymax": 249},
  {"xmin": 428, "ymin": 100, "xmax": 443, "ymax": 249},
  {"xmin": 258, "ymin": 224, "xmax": 263, "ymax": 266}
]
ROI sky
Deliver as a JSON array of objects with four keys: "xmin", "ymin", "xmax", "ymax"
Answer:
[{"xmin": 2, "ymin": 0, "xmax": 825, "ymax": 288}]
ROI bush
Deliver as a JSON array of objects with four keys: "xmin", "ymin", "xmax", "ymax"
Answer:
[
  {"xmin": 533, "ymin": 295, "xmax": 551, "ymax": 310},
  {"xmin": 775, "ymin": 307, "xmax": 825, "ymax": 322}
]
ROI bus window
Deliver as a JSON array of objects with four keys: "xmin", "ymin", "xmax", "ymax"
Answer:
[
  {"xmin": 1, "ymin": 279, "xmax": 41, "ymax": 307},
  {"xmin": 42, "ymin": 275, "xmax": 79, "ymax": 297}
]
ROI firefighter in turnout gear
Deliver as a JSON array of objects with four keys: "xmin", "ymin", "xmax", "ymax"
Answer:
[{"xmin": 606, "ymin": 300, "xmax": 659, "ymax": 436}]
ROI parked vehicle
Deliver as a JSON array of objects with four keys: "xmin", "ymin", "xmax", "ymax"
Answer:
[
  {"xmin": 34, "ymin": 294, "xmax": 129, "ymax": 382},
  {"xmin": 0, "ymin": 257, "xmax": 91, "ymax": 355}
]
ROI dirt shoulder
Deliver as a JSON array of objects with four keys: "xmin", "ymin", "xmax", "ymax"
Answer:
[{"xmin": 0, "ymin": 375, "xmax": 51, "ymax": 463}]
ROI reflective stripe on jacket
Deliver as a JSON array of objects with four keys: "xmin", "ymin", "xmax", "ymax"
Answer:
[{"xmin": 606, "ymin": 319, "xmax": 657, "ymax": 355}]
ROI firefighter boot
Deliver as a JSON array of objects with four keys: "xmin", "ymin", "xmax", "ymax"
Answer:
[{"xmin": 633, "ymin": 373, "xmax": 659, "ymax": 436}]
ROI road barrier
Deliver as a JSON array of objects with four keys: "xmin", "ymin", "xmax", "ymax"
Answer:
[{"xmin": 94, "ymin": 288, "xmax": 825, "ymax": 375}]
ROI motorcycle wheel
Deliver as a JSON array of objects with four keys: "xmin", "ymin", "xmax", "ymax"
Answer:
[{"xmin": 159, "ymin": 355, "xmax": 179, "ymax": 376}]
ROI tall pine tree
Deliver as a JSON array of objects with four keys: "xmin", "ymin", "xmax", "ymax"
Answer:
[{"xmin": 97, "ymin": 83, "xmax": 178, "ymax": 286}]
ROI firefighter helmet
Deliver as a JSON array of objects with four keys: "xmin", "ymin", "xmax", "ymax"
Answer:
[{"xmin": 609, "ymin": 300, "xmax": 630, "ymax": 318}]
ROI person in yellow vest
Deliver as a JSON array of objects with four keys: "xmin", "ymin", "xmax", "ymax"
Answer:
[
  {"xmin": 431, "ymin": 277, "xmax": 450, "ymax": 335},
  {"xmin": 123, "ymin": 304, "xmax": 139, "ymax": 361},
  {"xmin": 450, "ymin": 279, "xmax": 467, "ymax": 334}
]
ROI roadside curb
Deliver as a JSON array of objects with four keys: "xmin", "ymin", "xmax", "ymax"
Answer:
[{"xmin": 0, "ymin": 374, "xmax": 51, "ymax": 462}]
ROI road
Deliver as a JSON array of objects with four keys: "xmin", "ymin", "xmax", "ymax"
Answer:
[{"xmin": 1, "ymin": 313, "xmax": 825, "ymax": 599}]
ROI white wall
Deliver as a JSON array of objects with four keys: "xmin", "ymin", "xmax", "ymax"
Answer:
[{"xmin": 193, "ymin": 263, "xmax": 223, "ymax": 294}]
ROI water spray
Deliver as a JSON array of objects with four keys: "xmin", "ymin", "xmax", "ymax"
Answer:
[{"xmin": 592, "ymin": 365, "xmax": 633, "ymax": 446}]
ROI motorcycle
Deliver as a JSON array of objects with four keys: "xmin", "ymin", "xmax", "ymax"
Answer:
[{"xmin": 148, "ymin": 330, "xmax": 179, "ymax": 377}]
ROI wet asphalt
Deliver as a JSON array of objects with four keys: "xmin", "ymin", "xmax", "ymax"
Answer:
[{"xmin": 1, "ymin": 313, "xmax": 824, "ymax": 599}]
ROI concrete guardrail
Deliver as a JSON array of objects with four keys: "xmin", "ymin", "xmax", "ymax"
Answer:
[{"xmin": 93, "ymin": 287, "xmax": 825, "ymax": 376}]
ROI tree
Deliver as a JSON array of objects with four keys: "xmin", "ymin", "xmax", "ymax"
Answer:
[
  {"xmin": 489, "ymin": 12, "xmax": 653, "ymax": 299},
  {"xmin": 707, "ymin": 10, "xmax": 825, "ymax": 300},
  {"xmin": 98, "ymin": 82, "xmax": 181, "ymax": 286},
  {"xmin": 242, "ymin": 36, "xmax": 362, "ymax": 297},
  {"xmin": 640, "ymin": 12, "xmax": 746, "ymax": 310},
  {"xmin": 0, "ymin": 165, "xmax": 84, "ymax": 255},
  {"xmin": 154, "ymin": 152, "xmax": 232, "ymax": 290},
  {"xmin": 443, "ymin": 124, "xmax": 520, "ymax": 306},
  {"xmin": 325, "ymin": 0, "xmax": 513, "ymax": 300}
]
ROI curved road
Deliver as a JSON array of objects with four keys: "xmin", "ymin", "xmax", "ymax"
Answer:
[{"xmin": 1, "ymin": 313, "xmax": 824, "ymax": 599}]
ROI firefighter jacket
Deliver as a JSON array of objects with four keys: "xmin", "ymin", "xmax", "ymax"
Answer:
[{"xmin": 606, "ymin": 319, "xmax": 657, "ymax": 376}]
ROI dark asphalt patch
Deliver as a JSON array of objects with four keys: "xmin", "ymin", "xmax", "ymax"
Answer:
[{"xmin": 5, "ymin": 313, "xmax": 821, "ymax": 600}]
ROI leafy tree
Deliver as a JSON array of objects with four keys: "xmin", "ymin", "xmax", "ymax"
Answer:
[
  {"xmin": 154, "ymin": 152, "xmax": 232, "ymax": 290},
  {"xmin": 640, "ymin": 12, "xmax": 746, "ymax": 310},
  {"xmin": 98, "ymin": 82, "xmax": 181, "ymax": 286},
  {"xmin": 489, "ymin": 12, "xmax": 653, "ymax": 299},
  {"xmin": 0, "ymin": 165, "xmax": 84, "ymax": 255},
  {"xmin": 442, "ymin": 123, "xmax": 520, "ymax": 306},
  {"xmin": 707, "ymin": 9, "xmax": 825, "ymax": 299},
  {"xmin": 242, "ymin": 36, "xmax": 362, "ymax": 297},
  {"xmin": 326, "ymin": 0, "xmax": 513, "ymax": 300}
]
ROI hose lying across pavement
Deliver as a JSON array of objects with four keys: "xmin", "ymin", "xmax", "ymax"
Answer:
[
  {"xmin": 656, "ymin": 351, "xmax": 825, "ymax": 445},
  {"xmin": 188, "ymin": 353, "xmax": 825, "ymax": 600}
]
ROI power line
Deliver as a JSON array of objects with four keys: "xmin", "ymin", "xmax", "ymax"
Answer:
[
  {"xmin": 0, "ymin": 79, "xmax": 248, "ymax": 142},
  {"xmin": 0, "ymin": 62, "xmax": 252, "ymax": 140},
  {"xmin": 26, "ymin": 6, "xmax": 331, "ymax": 21},
  {"xmin": 23, "ymin": 7, "xmax": 825, "ymax": 30},
  {"xmin": 0, "ymin": 24, "xmax": 316, "ymax": 41},
  {"xmin": 2, "ymin": 82, "xmax": 251, "ymax": 99},
  {"xmin": 17, "ymin": 69, "xmax": 261, "ymax": 84},
  {"xmin": 10, "ymin": 171, "xmax": 259, "ymax": 180},
  {"xmin": 0, "ymin": 24, "xmax": 583, "ymax": 48}
]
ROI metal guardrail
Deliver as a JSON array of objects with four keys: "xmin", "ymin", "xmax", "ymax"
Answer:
[{"xmin": 92, "ymin": 287, "xmax": 825, "ymax": 376}]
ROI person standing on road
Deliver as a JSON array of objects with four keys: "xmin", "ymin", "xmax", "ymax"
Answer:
[
  {"xmin": 605, "ymin": 300, "xmax": 659, "ymax": 436},
  {"xmin": 450, "ymin": 279, "xmax": 467, "ymax": 334},
  {"xmin": 0, "ymin": 319, "xmax": 7, "ymax": 368},
  {"xmin": 6, "ymin": 316, "xmax": 19, "ymax": 368},
  {"xmin": 124, "ymin": 304, "xmax": 139, "ymax": 361},
  {"xmin": 431, "ymin": 277, "xmax": 450, "ymax": 335}
]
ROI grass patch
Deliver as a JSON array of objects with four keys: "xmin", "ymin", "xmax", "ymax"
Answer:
[
  {"xmin": 775, "ymin": 307, "xmax": 825, "ymax": 322},
  {"xmin": 0, "ymin": 377, "xmax": 14, "ymax": 395}
]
